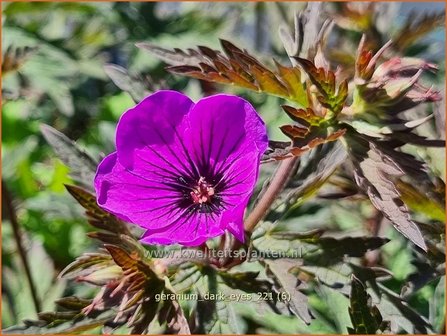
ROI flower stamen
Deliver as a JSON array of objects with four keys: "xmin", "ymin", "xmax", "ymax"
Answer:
[{"xmin": 190, "ymin": 176, "xmax": 215, "ymax": 204}]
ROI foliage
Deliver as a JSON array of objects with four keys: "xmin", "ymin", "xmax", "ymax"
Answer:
[{"xmin": 2, "ymin": 2, "xmax": 445, "ymax": 335}]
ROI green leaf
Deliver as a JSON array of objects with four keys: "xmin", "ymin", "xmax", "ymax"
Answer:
[
  {"xmin": 54, "ymin": 297, "xmax": 92, "ymax": 311},
  {"xmin": 194, "ymin": 268, "xmax": 242, "ymax": 334},
  {"xmin": 104, "ymin": 64, "xmax": 151, "ymax": 103},
  {"xmin": 218, "ymin": 271, "xmax": 272, "ymax": 294},
  {"xmin": 396, "ymin": 180, "xmax": 445, "ymax": 222},
  {"xmin": 275, "ymin": 61, "xmax": 308, "ymax": 107},
  {"xmin": 377, "ymin": 284, "xmax": 433, "ymax": 333},
  {"xmin": 2, "ymin": 310, "xmax": 115, "ymax": 334},
  {"xmin": 316, "ymin": 284, "xmax": 352, "ymax": 334},
  {"xmin": 430, "ymin": 276, "xmax": 446, "ymax": 333},
  {"xmin": 294, "ymin": 57, "xmax": 348, "ymax": 114},
  {"xmin": 58, "ymin": 252, "xmax": 116, "ymax": 282},
  {"xmin": 281, "ymin": 141, "xmax": 347, "ymax": 209},
  {"xmin": 40, "ymin": 125, "xmax": 97, "ymax": 191},
  {"xmin": 348, "ymin": 276, "xmax": 388, "ymax": 334}
]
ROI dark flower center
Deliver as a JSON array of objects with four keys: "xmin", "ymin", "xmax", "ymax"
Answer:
[
  {"xmin": 171, "ymin": 172, "xmax": 226, "ymax": 215},
  {"xmin": 190, "ymin": 177, "xmax": 215, "ymax": 204}
]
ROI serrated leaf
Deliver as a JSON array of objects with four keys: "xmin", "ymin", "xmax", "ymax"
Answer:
[
  {"xmin": 264, "ymin": 112, "xmax": 346, "ymax": 163},
  {"xmin": 275, "ymin": 61, "xmax": 308, "ymax": 107},
  {"xmin": 65, "ymin": 185, "xmax": 130, "ymax": 235},
  {"xmin": 55, "ymin": 297, "xmax": 92, "ymax": 311},
  {"xmin": 2, "ymin": 310, "xmax": 115, "ymax": 334},
  {"xmin": 59, "ymin": 253, "xmax": 113, "ymax": 280},
  {"xmin": 138, "ymin": 39, "xmax": 308, "ymax": 106},
  {"xmin": 282, "ymin": 141, "xmax": 347, "ymax": 208},
  {"xmin": 294, "ymin": 57, "xmax": 348, "ymax": 114},
  {"xmin": 310, "ymin": 236, "xmax": 390, "ymax": 259},
  {"xmin": 348, "ymin": 139, "xmax": 427, "ymax": 251},
  {"xmin": 40, "ymin": 124, "xmax": 97, "ymax": 191},
  {"xmin": 377, "ymin": 284, "xmax": 434, "ymax": 333},
  {"xmin": 264, "ymin": 259, "xmax": 312, "ymax": 324},
  {"xmin": 103, "ymin": 64, "xmax": 151, "ymax": 103},
  {"xmin": 103, "ymin": 244, "xmax": 159, "ymax": 284},
  {"xmin": 136, "ymin": 42, "xmax": 208, "ymax": 66},
  {"xmin": 269, "ymin": 228, "xmax": 325, "ymax": 243},
  {"xmin": 218, "ymin": 271, "xmax": 272, "ymax": 294},
  {"xmin": 158, "ymin": 278, "xmax": 191, "ymax": 334},
  {"xmin": 278, "ymin": 3, "xmax": 325, "ymax": 59}
]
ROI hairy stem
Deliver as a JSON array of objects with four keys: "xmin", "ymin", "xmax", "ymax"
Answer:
[
  {"xmin": 2, "ymin": 181, "xmax": 41, "ymax": 314},
  {"xmin": 244, "ymin": 157, "xmax": 298, "ymax": 233}
]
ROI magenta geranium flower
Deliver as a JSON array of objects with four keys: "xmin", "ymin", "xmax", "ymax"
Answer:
[{"xmin": 94, "ymin": 90, "xmax": 268, "ymax": 246}]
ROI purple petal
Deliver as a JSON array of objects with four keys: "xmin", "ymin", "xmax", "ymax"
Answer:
[
  {"xmin": 140, "ymin": 212, "xmax": 225, "ymax": 246},
  {"xmin": 94, "ymin": 91, "xmax": 268, "ymax": 246},
  {"xmin": 95, "ymin": 152, "xmax": 182, "ymax": 227},
  {"xmin": 116, "ymin": 90, "xmax": 195, "ymax": 175},
  {"xmin": 186, "ymin": 94, "xmax": 268, "ymax": 176},
  {"xmin": 221, "ymin": 199, "xmax": 248, "ymax": 243}
]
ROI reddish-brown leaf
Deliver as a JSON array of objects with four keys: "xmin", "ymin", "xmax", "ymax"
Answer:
[{"xmin": 294, "ymin": 57, "xmax": 347, "ymax": 113}]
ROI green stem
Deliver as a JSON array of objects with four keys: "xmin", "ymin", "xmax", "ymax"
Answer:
[{"xmin": 2, "ymin": 181, "xmax": 41, "ymax": 314}]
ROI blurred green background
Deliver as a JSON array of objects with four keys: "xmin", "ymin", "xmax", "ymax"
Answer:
[{"xmin": 2, "ymin": 2, "xmax": 445, "ymax": 333}]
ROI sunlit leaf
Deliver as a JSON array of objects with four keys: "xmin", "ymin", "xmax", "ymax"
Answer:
[
  {"xmin": 346, "ymin": 136, "xmax": 427, "ymax": 251},
  {"xmin": 396, "ymin": 180, "xmax": 445, "ymax": 222},
  {"xmin": 294, "ymin": 57, "xmax": 348, "ymax": 114},
  {"xmin": 138, "ymin": 39, "xmax": 308, "ymax": 106},
  {"xmin": 264, "ymin": 111, "xmax": 346, "ymax": 163}
]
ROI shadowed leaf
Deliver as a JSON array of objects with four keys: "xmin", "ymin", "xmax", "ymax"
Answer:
[
  {"xmin": 55, "ymin": 297, "xmax": 92, "ymax": 311},
  {"xmin": 41, "ymin": 124, "xmax": 97, "ymax": 191},
  {"xmin": 264, "ymin": 259, "xmax": 312, "ymax": 324},
  {"xmin": 194, "ymin": 268, "xmax": 241, "ymax": 334},
  {"xmin": 104, "ymin": 64, "xmax": 151, "ymax": 103},
  {"xmin": 2, "ymin": 310, "xmax": 115, "ymax": 334},
  {"xmin": 65, "ymin": 184, "xmax": 130, "ymax": 235},
  {"xmin": 348, "ymin": 276, "xmax": 389, "ymax": 334},
  {"xmin": 158, "ymin": 278, "xmax": 191, "ymax": 334}
]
